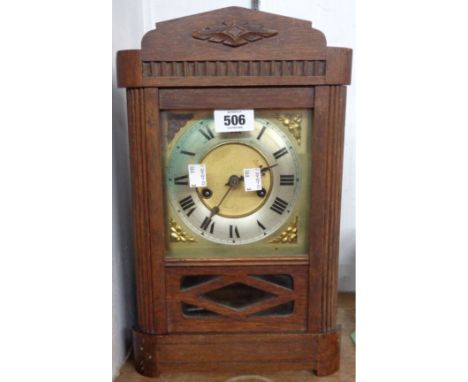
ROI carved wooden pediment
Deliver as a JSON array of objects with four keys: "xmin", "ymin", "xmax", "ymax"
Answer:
[
  {"xmin": 117, "ymin": 6, "xmax": 352, "ymax": 87},
  {"xmin": 141, "ymin": 6, "xmax": 327, "ymax": 61}
]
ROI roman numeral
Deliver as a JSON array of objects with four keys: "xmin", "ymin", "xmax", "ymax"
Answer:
[
  {"xmin": 256, "ymin": 125, "xmax": 267, "ymax": 140},
  {"xmin": 257, "ymin": 220, "xmax": 266, "ymax": 230},
  {"xmin": 198, "ymin": 126, "xmax": 214, "ymax": 141},
  {"xmin": 179, "ymin": 195, "xmax": 195, "ymax": 211},
  {"xmin": 273, "ymin": 147, "xmax": 288, "ymax": 160},
  {"xmin": 200, "ymin": 216, "xmax": 215, "ymax": 233},
  {"xmin": 174, "ymin": 175, "xmax": 189, "ymax": 185},
  {"xmin": 200, "ymin": 216, "xmax": 211, "ymax": 230},
  {"xmin": 186, "ymin": 207, "xmax": 196, "ymax": 217},
  {"xmin": 180, "ymin": 150, "xmax": 196, "ymax": 156},
  {"xmin": 270, "ymin": 197, "xmax": 289, "ymax": 215},
  {"xmin": 229, "ymin": 225, "xmax": 240, "ymax": 239},
  {"xmin": 280, "ymin": 175, "xmax": 295, "ymax": 186}
]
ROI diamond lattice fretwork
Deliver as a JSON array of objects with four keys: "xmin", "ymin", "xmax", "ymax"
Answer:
[{"xmin": 201, "ymin": 282, "xmax": 275, "ymax": 310}]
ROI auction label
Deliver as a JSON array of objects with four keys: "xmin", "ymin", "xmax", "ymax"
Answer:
[
  {"xmin": 243, "ymin": 168, "xmax": 262, "ymax": 191},
  {"xmin": 188, "ymin": 164, "xmax": 207, "ymax": 188},
  {"xmin": 214, "ymin": 110, "xmax": 254, "ymax": 133}
]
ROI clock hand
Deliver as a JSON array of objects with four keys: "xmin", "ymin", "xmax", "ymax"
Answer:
[
  {"xmin": 209, "ymin": 186, "xmax": 232, "ymax": 217},
  {"xmin": 259, "ymin": 163, "xmax": 279, "ymax": 174},
  {"xmin": 224, "ymin": 164, "xmax": 279, "ymax": 185},
  {"xmin": 225, "ymin": 163, "xmax": 278, "ymax": 187},
  {"xmin": 210, "ymin": 175, "xmax": 240, "ymax": 217},
  {"xmin": 224, "ymin": 174, "xmax": 243, "ymax": 187}
]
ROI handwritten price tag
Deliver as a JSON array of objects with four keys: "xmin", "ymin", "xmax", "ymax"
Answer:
[
  {"xmin": 214, "ymin": 110, "xmax": 254, "ymax": 133},
  {"xmin": 243, "ymin": 168, "xmax": 262, "ymax": 191},
  {"xmin": 188, "ymin": 164, "xmax": 207, "ymax": 188}
]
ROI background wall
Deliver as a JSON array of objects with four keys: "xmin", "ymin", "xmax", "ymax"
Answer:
[
  {"xmin": 112, "ymin": 0, "xmax": 355, "ymax": 378},
  {"xmin": 112, "ymin": 0, "xmax": 144, "ymax": 378}
]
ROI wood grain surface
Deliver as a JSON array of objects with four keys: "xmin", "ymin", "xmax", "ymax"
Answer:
[
  {"xmin": 127, "ymin": 88, "xmax": 155, "ymax": 333},
  {"xmin": 115, "ymin": 293, "xmax": 355, "ymax": 382},
  {"xmin": 165, "ymin": 265, "xmax": 308, "ymax": 333},
  {"xmin": 116, "ymin": 7, "xmax": 351, "ymax": 88},
  {"xmin": 117, "ymin": 5, "xmax": 352, "ymax": 379},
  {"xmin": 159, "ymin": 88, "xmax": 315, "ymax": 110},
  {"xmin": 141, "ymin": 7, "xmax": 326, "ymax": 62},
  {"xmin": 308, "ymin": 86, "xmax": 347, "ymax": 333}
]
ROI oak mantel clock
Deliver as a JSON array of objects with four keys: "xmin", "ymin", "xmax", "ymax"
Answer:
[{"xmin": 117, "ymin": 6, "xmax": 352, "ymax": 377}]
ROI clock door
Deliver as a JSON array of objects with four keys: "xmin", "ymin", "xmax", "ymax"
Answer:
[
  {"xmin": 162, "ymin": 108, "xmax": 312, "ymax": 258},
  {"xmin": 160, "ymin": 95, "xmax": 313, "ymax": 333}
]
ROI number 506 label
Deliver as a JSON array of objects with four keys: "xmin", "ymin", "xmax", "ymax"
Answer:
[{"xmin": 214, "ymin": 110, "xmax": 254, "ymax": 133}]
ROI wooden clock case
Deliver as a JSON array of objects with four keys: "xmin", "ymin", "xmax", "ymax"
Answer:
[{"xmin": 117, "ymin": 6, "xmax": 352, "ymax": 378}]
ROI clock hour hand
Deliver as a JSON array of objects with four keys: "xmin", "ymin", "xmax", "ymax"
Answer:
[{"xmin": 259, "ymin": 163, "xmax": 279, "ymax": 174}]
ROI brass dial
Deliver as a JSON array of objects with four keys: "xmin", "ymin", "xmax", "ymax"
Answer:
[
  {"xmin": 199, "ymin": 143, "xmax": 272, "ymax": 217},
  {"xmin": 166, "ymin": 116, "xmax": 300, "ymax": 245}
]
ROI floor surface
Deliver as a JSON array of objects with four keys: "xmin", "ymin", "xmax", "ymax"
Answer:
[{"xmin": 115, "ymin": 293, "xmax": 355, "ymax": 382}]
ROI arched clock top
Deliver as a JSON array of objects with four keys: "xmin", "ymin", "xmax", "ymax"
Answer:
[{"xmin": 117, "ymin": 6, "xmax": 351, "ymax": 88}]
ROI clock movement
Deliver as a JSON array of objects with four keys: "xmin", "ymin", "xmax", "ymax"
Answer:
[{"xmin": 117, "ymin": 6, "xmax": 352, "ymax": 377}]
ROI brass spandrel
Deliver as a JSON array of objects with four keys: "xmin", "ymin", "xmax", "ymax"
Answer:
[
  {"xmin": 276, "ymin": 113, "xmax": 302, "ymax": 145},
  {"xmin": 169, "ymin": 218, "xmax": 196, "ymax": 243},
  {"xmin": 270, "ymin": 216, "xmax": 298, "ymax": 244}
]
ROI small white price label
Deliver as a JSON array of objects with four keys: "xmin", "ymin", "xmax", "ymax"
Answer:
[
  {"xmin": 243, "ymin": 168, "xmax": 262, "ymax": 192},
  {"xmin": 214, "ymin": 110, "xmax": 254, "ymax": 133},
  {"xmin": 188, "ymin": 164, "xmax": 207, "ymax": 188}
]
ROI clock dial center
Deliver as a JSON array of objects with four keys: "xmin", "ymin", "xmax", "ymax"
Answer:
[
  {"xmin": 198, "ymin": 143, "xmax": 272, "ymax": 218},
  {"xmin": 227, "ymin": 174, "xmax": 242, "ymax": 188}
]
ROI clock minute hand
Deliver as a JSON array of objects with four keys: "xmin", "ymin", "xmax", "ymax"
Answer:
[
  {"xmin": 211, "ymin": 175, "xmax": 240, "ymax": 217},
  {"xmin": 209, "ymin": 186, "xmax": 232, "ymax": 218}
]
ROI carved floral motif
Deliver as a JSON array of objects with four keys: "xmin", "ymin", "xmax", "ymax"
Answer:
[{"xmin": 192, "ymin": 21, "xmax": 278, "ymax": 47}]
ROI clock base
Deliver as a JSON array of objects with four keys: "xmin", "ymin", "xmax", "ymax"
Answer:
[{"xmin": 132, "ymin": 328, "xmax": 340, "ymax": 377}]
